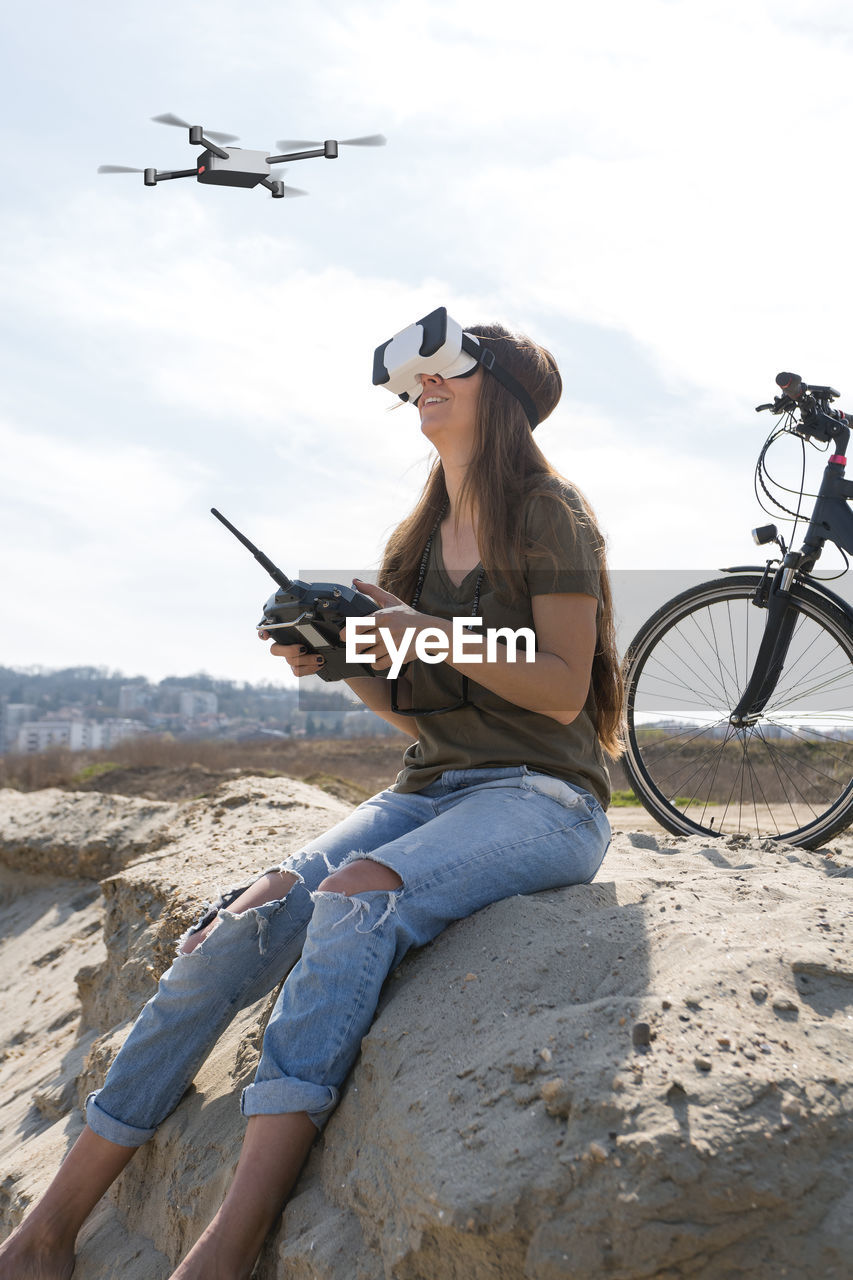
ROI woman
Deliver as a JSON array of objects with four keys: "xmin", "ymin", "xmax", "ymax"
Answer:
[{"xmin": 0, "ymin": 319, "xmax": 623, "ymax": 1280}]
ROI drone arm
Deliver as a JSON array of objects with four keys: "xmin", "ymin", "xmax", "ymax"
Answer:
[
  {"xmin": 199, "ymin": 136, "xmax": 230, "ymax": 160},
  {"xmin": 266, "ymin": 143, "xmax": 337, "ymax": 165},
  {"xmin": 186, "ymin": 125, "xmax": 229, "ymax": 160},
  {"xmin": 260, "ymin": 176, "xmax": 285, "ymax": 199},
  {"xmin": 151, "ymin": 167, "xmax": 199, "ymax": 182}
]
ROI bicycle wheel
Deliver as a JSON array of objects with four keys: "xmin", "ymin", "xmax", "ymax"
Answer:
[{"xmin": 623, "ymin": 574, "xmax": 853, "ymax": 848}]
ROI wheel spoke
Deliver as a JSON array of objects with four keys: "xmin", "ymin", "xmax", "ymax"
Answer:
[
  {"xmin": 643, "ymin": 630, "xmax": 734, "ymax": 711},
  {"xmin": 768, "ymin": 616, "xmax": 836, "ymax": 703},
  {"xmin": 679, "ymin": 726, "xmax": 738, "ymax": 825},
  {"xmin": 649, "ymin": 731, "xmax": 730, "ymax": 808},
  {"xmin": 749, "ymin": 725, "xmax": 808, "ymax": 832},
  {"xmin": 760, "ymin": 719, "xmax": 853, "ymax": 784},
  {"xmin": 770, "ymin": 663, "xmax": 853, "ymax": 713},
  {"xmin": 743, "ymin": 727, "xmax": 784, "ymax": 836}
]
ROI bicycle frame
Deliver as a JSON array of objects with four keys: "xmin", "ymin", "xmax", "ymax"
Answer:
[{"xmin": 729, "ymin": 454, "xmax": 853, "ymax": 723}]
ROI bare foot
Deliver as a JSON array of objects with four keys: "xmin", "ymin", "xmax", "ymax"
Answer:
[
  {"xmin": 169, "ymin": 1226, "xmax": 253, "ymax": 1280},
  {"xmin": 0, "ymin": 1222, "xmax": 75, "ymax": 1279}
]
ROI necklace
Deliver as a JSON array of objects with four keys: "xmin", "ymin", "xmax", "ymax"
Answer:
[{"xmin": 410, "ymin": 503, "xmax": 485, "ymax": 617}]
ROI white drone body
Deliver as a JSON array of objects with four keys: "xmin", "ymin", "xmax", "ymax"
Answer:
[
  {"xmin": 197, "ymin": 147, "xmax": 272, "ymax": 189},
  {"xmin": 98, "ymin": 116, "xmax": 386, "ymax": 200}
]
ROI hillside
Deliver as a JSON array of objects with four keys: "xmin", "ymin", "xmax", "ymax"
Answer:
[{"xmin": 0, "ymin": 769, "xmax": 850, "ymax": 1278}]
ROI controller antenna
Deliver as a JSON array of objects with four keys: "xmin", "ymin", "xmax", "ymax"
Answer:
[{"xmin": 211, "ymin": 508, "xmax": 293, "ymax": 591}]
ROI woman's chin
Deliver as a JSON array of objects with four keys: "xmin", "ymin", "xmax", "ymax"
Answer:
[{"xmin": 420, "ymin": 408, "xmax": 453, "ymax": 433}]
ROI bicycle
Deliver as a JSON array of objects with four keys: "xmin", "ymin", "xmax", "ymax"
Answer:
[{"xmin": 622, "ymin": 372, "xmax": 853, "ymax": 849}]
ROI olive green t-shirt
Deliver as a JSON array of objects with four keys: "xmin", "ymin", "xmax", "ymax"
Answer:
[{"xmin": 392, "ymin": 485, "xmax": 611, "ymax": 808}]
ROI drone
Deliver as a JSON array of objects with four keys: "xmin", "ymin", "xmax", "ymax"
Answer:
[{"xmin": 98, "ymin": 113, "xmax": 387, "ymax": 200}]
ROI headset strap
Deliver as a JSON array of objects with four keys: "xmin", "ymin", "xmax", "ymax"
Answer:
[{"xmin": 461, "ymin": 334, "xmax": 540, "ymax": 429}]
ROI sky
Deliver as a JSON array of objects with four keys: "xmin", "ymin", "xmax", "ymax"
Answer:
[{"xmin": 2, "ymin": 0, "xmax": 853, "ymax": 686}]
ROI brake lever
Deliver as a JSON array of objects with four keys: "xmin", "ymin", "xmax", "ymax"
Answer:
[{"xmin": 755, "ymin": 395, "xmax": 795, "ymax": 415}]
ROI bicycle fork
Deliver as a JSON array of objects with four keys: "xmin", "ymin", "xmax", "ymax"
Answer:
[
  {"xmin": 729, "ymin": 564, "xmax": 799, "ymax": 726},
  {"xmin": 730, "ymin": 454, "xmax": 853, "ymax": 725}
]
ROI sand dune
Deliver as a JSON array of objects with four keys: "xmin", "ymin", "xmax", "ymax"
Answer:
[{"xmin": 0, "ymin": 777, "xmax": 850, "ymax": 1279}]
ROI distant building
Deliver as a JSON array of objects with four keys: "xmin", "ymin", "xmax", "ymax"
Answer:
[
  {"xmin": 15, "ymin": 720, "xmax": 96, "ymax": 753},
  {"xmin": 179, "ymin": 691, "xmax": 218, "ymax": 719},
  {"xmin": 1, "ymin": 703, "xmax": 37, "ymax": 750},
  {"xmin": 118, "ymin": 685, "xmax": 151, "ymax": 714},
  {"xmin": 14, "ymin": 718, "xmax": 147, "ymax": 754},
  {"xmin": 101, "ymin": 718, "xmax": 149, "ymax": 748}
]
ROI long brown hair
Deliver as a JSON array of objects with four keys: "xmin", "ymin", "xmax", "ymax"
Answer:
[{"xmin": 379, "ymin": 322, "xmax": 624, "ymax": 758}]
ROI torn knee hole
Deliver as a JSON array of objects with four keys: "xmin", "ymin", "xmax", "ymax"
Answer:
[
  {"xmin": 317, "ymin": 859, "xmax": 403, "ymax": 897},
  {"xmin": 177, "ymin": 892, "xmax": 289, "ymax": 958},
  {"xmin": 178, "ymin": 921, "xmax": 216, "ymax": 956}
]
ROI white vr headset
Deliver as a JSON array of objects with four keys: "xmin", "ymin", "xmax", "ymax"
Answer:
[{"xmin": 372, "ymin": 306, "xmax": 540, "ymax": 429}]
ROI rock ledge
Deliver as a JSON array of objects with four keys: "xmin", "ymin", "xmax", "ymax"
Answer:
[{"xmin": 0, "ymin": 779, "xmax": 850, "ymax": 1279}]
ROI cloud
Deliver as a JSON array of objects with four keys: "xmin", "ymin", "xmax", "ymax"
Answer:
[{"xmin": 2, "ymin": 0, "xmax": 851, "ymax": 681}]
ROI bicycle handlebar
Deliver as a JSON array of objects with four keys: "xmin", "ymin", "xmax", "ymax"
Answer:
[{"xmin": 756, "ymin": 372, "xmax": 848, "ymax": 437}]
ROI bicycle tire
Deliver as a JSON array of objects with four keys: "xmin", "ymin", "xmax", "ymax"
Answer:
[{"xmin": 622, "ymin": 575, "xmax": 853, "ymax": 848}]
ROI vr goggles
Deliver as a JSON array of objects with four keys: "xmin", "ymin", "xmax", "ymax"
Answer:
[{"xmin": 372, "ymin": 306, "xmax": 540, "ymax": 429}]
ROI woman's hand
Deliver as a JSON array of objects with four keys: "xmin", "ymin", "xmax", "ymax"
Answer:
[
  {"xmin": 343, "ymin": 579, "xmax": 438, "ymax": 672},
  {"xmin": 258, "ymin": 629, "xmax": 326, "ymax": 676},
  {"xmin": 260, "ymin": 579, "xmax": 445, "ymax": 678}
]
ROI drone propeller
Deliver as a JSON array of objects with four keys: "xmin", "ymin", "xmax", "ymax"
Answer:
[
  {"xmin": 275, "ymin": 133, "xmax": 387, "ymax": 150},
  {"xmin": 97, "ymin": 165, "xmax": 144, "ymax": 174},
  {"xmin": 340, "ymin": 134, "xmax": 387, "ymax": 147},
  {"xmin": 152, "ymin": 113, "xmax": 239, "ymax": 144}
]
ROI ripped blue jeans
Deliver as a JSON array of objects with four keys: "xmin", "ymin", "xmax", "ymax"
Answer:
[{"xmin": 86, "ymin": 766, "xmax": 610, "ymax": 1140}]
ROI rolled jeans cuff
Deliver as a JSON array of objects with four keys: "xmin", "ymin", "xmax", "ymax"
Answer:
[
  {"xmin": 240, "ymin": 1078, "xmax": 339, "ymax": 1131},
  {"xmin": 85, "ymin": 1090, "xmax": 157, "ymax": 1147}
]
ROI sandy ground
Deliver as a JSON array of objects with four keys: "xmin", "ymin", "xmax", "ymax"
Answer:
[{"xmin": 0, "ymin": 778, "xmax": 850, "ymax": 1278}]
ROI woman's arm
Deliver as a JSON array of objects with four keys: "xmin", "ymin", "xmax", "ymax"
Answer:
[
  {"xmin": 348, "ymin": 586, "xmax": 598, "ymax": 726},
  {"xmin": 441, "ymin": 591, "xmax": 597, "ymax": 724}
]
